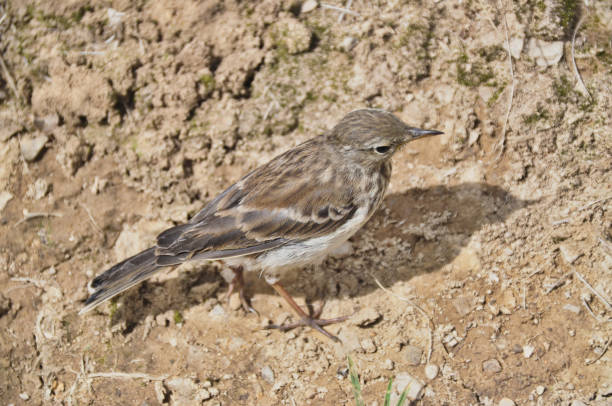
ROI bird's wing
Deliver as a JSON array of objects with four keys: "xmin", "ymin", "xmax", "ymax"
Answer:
[{"xmin": 155, "ymin": 137, "xmax": 360, "ymax": 261}]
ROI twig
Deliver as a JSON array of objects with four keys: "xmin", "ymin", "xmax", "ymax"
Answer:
[
  {"xmin": 574, "ymin": 270, "xmax": 612, "ymax": 311},
  {"xmin": 87, "ymin": 372, "xmax": 168, "ymax": 381},
  {"xmin": 370, "ymin": 273, "xmax": 434, "ymax": 363},
  {"xmin": 0, "ymin": 53, "xmax": 22, "ymax": 102},
  {"xmin": 551, "ymin": 218, "xmax": 569, "ymax": 226},
  {"xmin": 543, "ymin": 272, "xmax": 572, "ymax": 294},
  {"xmin": 495, "ymin": 0, "xmax": 515, "ymax": 160},
  {"xmin": 571, "ymin": 13, "xmax": 592, "ymax": 99},
  {"xmin": 14, "ymin": 211, "xmax": 62, "ymax": 227},
  {"xmin": 582, "ymin": 298, "xmax": 602, "ymax": 322},
  {"xmin": 11, "ymin": 277, "xmax": 46, "ymax": 289},
  {"xmin": 320, "ymin": 3, "xmax": 360, "ymax": 17},
  {"xmin": 585, "ymin": 338, "xmax": 609, "ymax": 365},
  {"xmin": 337, "ymin": 0, "xmax": 353, "ymax": 22},
  {"xmin": 578, "ymin": 195, "xmax": 612, "ymax": 211},
  {"xmin": 80, "ymin": 202, "xmax": 104, "ymax": 235}
]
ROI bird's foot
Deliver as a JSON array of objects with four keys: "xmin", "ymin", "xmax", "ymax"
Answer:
[
  {"xmin": 264, "ymin": 290, "xmax": 350, "ymax": 343},
  {"xmin": 225, "ymin": 266, "xmax": 258, "ymax": 315}
]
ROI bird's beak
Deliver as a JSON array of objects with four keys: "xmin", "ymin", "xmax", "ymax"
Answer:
[{"xmin": 405, "ymin": 127, "xmax": 444, "ymax": 140}]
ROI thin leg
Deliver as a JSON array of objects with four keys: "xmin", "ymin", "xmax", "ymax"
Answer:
[
  {"xmin": 266, "ymin": 282, "xmax": 350, "ymax": 343},
  {"xmin": 226, "ymin": 266, "xmax": 258, "ymax": 315}
]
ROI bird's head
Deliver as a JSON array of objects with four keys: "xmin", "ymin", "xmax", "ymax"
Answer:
[{"xmin": 329, "ymin": 109, "xmax": 443, "ymax": 166}]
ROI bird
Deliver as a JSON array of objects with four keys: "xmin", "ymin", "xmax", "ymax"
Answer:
[{"xmin": 80, "ymin": 108, "xmax": 443, "ymax": 341}]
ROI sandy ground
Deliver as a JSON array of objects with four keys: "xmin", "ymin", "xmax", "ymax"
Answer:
[{"xmin": 0, "ymin": 0, "xmax": 611, "ymax": 405}]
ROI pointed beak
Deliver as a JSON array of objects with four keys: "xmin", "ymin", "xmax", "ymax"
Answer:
[{"xmin": 406, "ymin": 127, "xmax": 444, "ymax": 140}]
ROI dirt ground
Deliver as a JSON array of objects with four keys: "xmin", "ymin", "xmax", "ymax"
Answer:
[{"xmin": 0, "ymin": 0, "xmax": 610, "ymax": 405}]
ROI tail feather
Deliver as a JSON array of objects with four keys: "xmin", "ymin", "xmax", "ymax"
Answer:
[{"xmin": 79, "ymin": 247, "xmax": 163, "ymax": 314}]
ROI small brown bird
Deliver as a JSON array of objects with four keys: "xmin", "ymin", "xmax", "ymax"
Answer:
[{"xmin": 80, "ymin": 109, "xmax": 442, "ymax": 341}]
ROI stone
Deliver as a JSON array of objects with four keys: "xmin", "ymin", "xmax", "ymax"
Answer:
[
  {"xmin": 261, "ymin": 366, "xmax": 275, "ymax": 384},
  {"xmin": 507, "ymin": 37, "xmax": 524, "ymax": 59},
  {"xmin": 0, "ymin": 191, "xmax": 13, "ymax": 212},
  {"xmin": 352, "ymin": 308, "xmax": 381, "ymax": 327},
  {"xmin": 453, "ymin": 295, "xmax": 473, "ymax": 316},
  {"xmin": 536, "ymin": 385, "xmax": 545, "ymax": 395},
  {"xmin": 33, "ymin": 113, "xmax": 60, "ymax": 133},
  {"xmin": 483, "ymin": 359, "xmax": 502, "ymax": 374},
  {"xmin": 209, "ymin": 304, "xmax": 226, "ymax": 318},
  {"xmin": 360, "ymin": 338, "xmax": 377, "ymax": 353},
  {"xmin": 26, "ymin": 178, "xmax": 49, "ymax": 200},
  {"xmin": 523, "ymin": 345, "xmax": 535, "ymax": 358},
  {"xmin": 425, "ymin": 364, "xmax": 439, "ymax": 380},
  {"xmin": 570, "ymin": 401, "xmax": 587, "ymax": 406},
  {"xmin": 563, "ymin": 303, "xmax": 581, "ymax": 314},
  {"xmin": 341, "ymin": 36, "xmax": 358, "ymax": 52},
  {"xmin": 498, "ymin": 398, "xmax": 515, "ymax": 406},
  {"xmin": 527, "ymin": 38, "xmax": 564, "ymax": 67},
  {"xmin": 20, "ymin": 134, "xmax": 48, "ymax": 161},
  {"xmin": 384, "ymin": 359, "xmax": 394, "ymax": 370},
  {"xmin": 404, "ymin": 345, "xmax": 422, "ymax": 366},
  {"xmin": 394, "ymin": 373, "xmax": 424, "ymax": 401},
  {"xmin": 228, "ymin": 293, "xmax": 242, "ymax": 311},
  {"xmin": 301, "ymin": 0, "xmax": 318, "ymax": 13}
]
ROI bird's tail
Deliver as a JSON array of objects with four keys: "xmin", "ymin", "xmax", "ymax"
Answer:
[{"xmin": 79, "ymin": 247, "xmax": 163, "ymax": 314}]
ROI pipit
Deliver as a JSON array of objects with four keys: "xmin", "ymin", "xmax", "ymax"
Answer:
[{"xmin": 80, "ymin": 109, "xmax": 442, "ymax": 341}]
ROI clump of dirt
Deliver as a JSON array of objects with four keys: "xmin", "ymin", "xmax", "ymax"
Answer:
[{"xmin": 0, "ymin": 0, "xmax": 610, "ymax": 405}]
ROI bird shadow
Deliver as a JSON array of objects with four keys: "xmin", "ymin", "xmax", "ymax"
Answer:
[{"xmin": 108, "ymin": 182, "xmax": 530, "ymax": 332}]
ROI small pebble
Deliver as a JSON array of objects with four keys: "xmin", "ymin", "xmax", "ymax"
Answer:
[
  {"xmin": 425, "ymin": 364, "xmax": 439, "ymax": 380},
  {"xmin": 209, "ymin": 304, "xmax": 226, "ymax": 317},
  {"xmin": 228, "ymin": 293, "xmax": 242, "ymax": 311},
  {"xmin": 261, "ymin": 365, "xmax": 275, "ymax": 384},
  {"xmin": 352, "ymin": 308, "xmax": 381, "ymax": 327},
  {"xmin": 20, "ymin": 134, "xmax": 49, "ymax": 161},
  {"xmin": 523, "ymin": 345, "xmax": 535, "ymax": 358},
  {"xmin": 360, "ymin": 337, "xmax": 377, "ymax": 353},
  {"xmin": 536, "ymin": 385, "xmax": 545, "ymax": 395},
  {"xmin": 563, "ymin": 303, "xmax": 581, "ymax": 314},
  {"xmin": 19, "ymin": 393, "xmax": 30, "ymax": 400},
  {"xmin": 301, "ymin": 0, "xmax": 318, "ymax": 13},
  {"xmin": 383, "ymin": 359, "xmax": 394, "ymax": 370},
  {"xmin": 570, "ymin": 401, "xmax": 586, "ymax": 406},
  {"xmin": 483, "ymin": 359, "xmax": 502, "ymax": 374},
  {"xmin": 404, "ymin": 345, "xmax": 423, "ymax": 366},
  {"xmin": 498, "ymin": 398, "xmax": 515, "ymax": 406}
]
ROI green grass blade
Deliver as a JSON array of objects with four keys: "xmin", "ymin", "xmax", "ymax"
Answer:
[
  {"xmin": 383, "ymin": 378, "xmax": 393, "ymax": 406},
  {"xmin": 396, "ymin": 388, "xmax": 408, "ymax": 406},
  {"xmin": 347, "ymin": 355, "xmax": 364, "ymax": 406}
]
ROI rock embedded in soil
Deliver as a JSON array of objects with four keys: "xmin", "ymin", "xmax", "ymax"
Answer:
[
  {"xmin": 425, "ymin": 364, "xmax": 439, "ymax": 380},
  {"xmin": 394, "ymin": 373, "xmax": 424, "ymax": 401},
  {"xmin": 498, "ymin": 398, "xmax": 515, "ymax": 406},
  {"xmin": 20, "ymin": 134, "xmax": 48, "ymax": 161},
  {"xmin": 483, "ymin": 359, "xmax": 502, "ymax": 374},
  {"xmin": 301, "ymin": 0, "xmax": 318, "ymax": 13},
  {"xmin": 352, "ymin": 307, "xmax": 381, "ymax": 327},
  {"xmin": 404, "ymin": 345, "xmax": 423, "ymax": 366},
  {"xmin": 527, "ymin": 39, "xmax": 564, "ymax": 67},
  {"xmin": 0, "ymin": 191, "xmax": 13, "ymax": 213},
  {"xmin": 360, "ymin": 337, "xmax": 377, "ymax": 353},
  {"xmin": 261, "ymin": 365, "xmax": 275, "ymax": 384}
]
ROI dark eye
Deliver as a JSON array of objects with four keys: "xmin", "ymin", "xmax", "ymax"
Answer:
[{"xmin": 374, "ymin": 145, "xmax": 391, "ymax": 154}]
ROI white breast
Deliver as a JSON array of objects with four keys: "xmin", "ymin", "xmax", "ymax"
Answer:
[{"xmin": 256, "ymin": 205, "xmax": 371, "ymax": 283}]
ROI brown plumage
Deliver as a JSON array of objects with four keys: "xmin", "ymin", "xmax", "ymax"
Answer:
[{"xmin": 81, "ymin": 109, "xmax": 442, "ymax": 341}]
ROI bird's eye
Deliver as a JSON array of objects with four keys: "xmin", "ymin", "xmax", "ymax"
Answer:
[{"xmin": 374, "ymin": 145, "xmax": 391, "ymax": 154}]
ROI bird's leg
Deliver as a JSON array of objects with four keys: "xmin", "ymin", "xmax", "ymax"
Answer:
[
  {"xmin": 226, "ymin": 266, "xmax": 258, "ymax": 315},
  {"xmin": 266, "ymin": 282, "xmax": 349, "ymax": 343}
]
